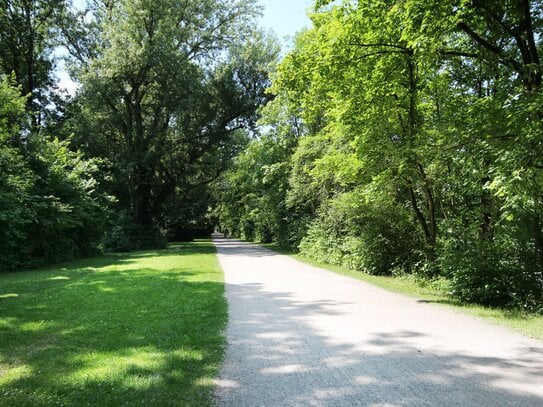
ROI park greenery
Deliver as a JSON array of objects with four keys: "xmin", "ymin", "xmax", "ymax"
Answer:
[
  {"xmin": 0, "ymin": 0, "xmax": 276, "ymax": 268},
  {"xmin": 1, "ymin": 0, "xmax": 543, "ymax": 313},
  {"xmin": 214, "ymin": 0, "xmax": 543, "ymax": 312},
  {"xmin": 0, "ymin": 241, "xmax": 226, "ymax": 406}
]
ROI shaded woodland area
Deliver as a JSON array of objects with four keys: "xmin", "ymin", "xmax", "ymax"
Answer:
[
  {"xmin": 2, "ymin": 0, "xmax": 543, "ymax": 311},
  {"xmin": 0, "ymin": 0, "xmax": 276, "ymax": 268}
]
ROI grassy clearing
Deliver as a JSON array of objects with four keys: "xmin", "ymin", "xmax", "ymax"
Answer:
[
  {"xmin": 262, "ymin": 243, "xmax": 543, "ymax": 341},
  {"xmin": 0, "ymin": 241, "xmax": 226, "ymax": 407}
]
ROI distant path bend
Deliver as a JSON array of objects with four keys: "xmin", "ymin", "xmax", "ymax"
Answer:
[{"xmin": 212, "ymin": 235, "xmax": 543, "ymax": 407}]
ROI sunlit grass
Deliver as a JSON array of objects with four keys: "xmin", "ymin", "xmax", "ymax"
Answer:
[
  {"xmin": 0, "ymin": 241, "xmax": 226, "ymax": 406},
  {"xmin": 262, "ymin": 243, "xmax": 543, "ymax": 341}
]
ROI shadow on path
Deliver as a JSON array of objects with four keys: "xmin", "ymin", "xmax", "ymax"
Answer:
[
  {"xmin": 211, "ymin": 235, "xmax": 279, "ymax": 258},
  {"xmin": 214, "ymin": 237, "xmax": 543, "ymax": 406}
]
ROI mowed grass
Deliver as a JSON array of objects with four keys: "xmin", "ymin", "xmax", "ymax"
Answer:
[
  {"xmin": 0, "ymin": 241, "xmax": 226, "ymax": 407},
  {"xmin": 262, "ymin": 243, "xmax": 543, "ymax": 341}
]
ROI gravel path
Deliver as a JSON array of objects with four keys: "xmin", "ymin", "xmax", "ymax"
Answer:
[{"xmin": 212, "ymin": 236, "xmax": 543, "ymax": 406}]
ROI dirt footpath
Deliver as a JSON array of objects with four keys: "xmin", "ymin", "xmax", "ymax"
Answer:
[{"xmin": 213, "ymin": 236, "xmax": 543, "ymax": 406}]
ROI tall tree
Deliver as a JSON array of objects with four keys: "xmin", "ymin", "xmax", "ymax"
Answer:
[
  {"xmin": 76, "ymin": 0, "xmax": 276, "ymax": 248},
  {"xmin": 0, "ymin": 0, "xmax": 68, "ymax": 125},
  {"xmin": 216, "ymin": 0, "xmax": 543, "ymax": 308}
]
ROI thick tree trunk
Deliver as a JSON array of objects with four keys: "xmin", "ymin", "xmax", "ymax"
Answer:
[
  {"xmin": 130, "ymin": 162, "xmax": 164, "ymax": 248},
  {"xmin": 124, "ymin": 85, "xmax": 165, "ymax": 248}
]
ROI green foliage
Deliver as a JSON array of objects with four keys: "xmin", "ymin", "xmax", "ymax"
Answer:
[
  {"xmin": 27, "ymin": 137, "xmax": 110, "ymax": 259},
  {"xmin": 103, "ymin": 210, "xmax": 137, "ymax": 252},
  {"xmin": 0, "ymin": 241, "xmax": 227, "ymax": 406},
  {"xmin": 214, "ymin": 130, "xmax": 293, "ymax": 245},
  {"xmin": 0, "ymin": 0, "xmax": 68, "ymax": 122},
  {"xmin": 439, "ymin": 220, "xmax": 543, "ymax": 311},
  {"xmin": 1, "ymin": 0, "xmax": 543, "ymax": 314},
  {"xmin": 0, "ymin": 77, "xmax": 110, "ymax": 271},
  {"xmin": 0, "ymin": 77, "xmax": 34, "ymax": 269},
  {"xmin": 1, "ymin": 0, "xmax": 278, "ymax": 269},
  {"xmin": 73, "ymin": 0, "xmax": 276, "ymax": 249},
  {"xmin": 300, "ymin": 188, "xmax": 421, "ymax": 275},
  {"xmin": 215, "ymin": 0, "xmax": 543, "ymax": 310}
]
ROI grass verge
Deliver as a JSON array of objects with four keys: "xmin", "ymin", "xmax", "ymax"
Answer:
[
  {"xmin": 262, "ymin": 243, "xmax": 543, "ymax": 341},
  {"xmin": 0, "ymin": 240, "xmax": 226, "ymax": 407}
]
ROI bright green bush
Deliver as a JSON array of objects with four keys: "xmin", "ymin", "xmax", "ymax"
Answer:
[
  {"xmin": 0, "ymin": 77, "xmax": 110, "ymax": 271},
  {"xmin": 300, "ymin": 189, "xmax": 422, "ymax": 275},
  {"xmin": 0, "ymin": 78, "xmax": 35, "ymax": 270},
  {"xmin": 26, "ymin": 137, "xmax": 110, "ymax": 260}
]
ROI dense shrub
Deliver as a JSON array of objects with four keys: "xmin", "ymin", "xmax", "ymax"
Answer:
[
  {"xmin": 0, "ymin": 78, "xmax": 110, "ymax": 270},
  {"xmin": 0, "ymin": 78, "xmax": 31, "ymax": 270},
  {"xmin": 300, "ymin": 189, "xmax": 422, "ymax": 275},
  {"xmin": 439, "ymin": 222, "xmax": 543, "ymax": 311},
  {"xmin": 104, "ymin": 211, "xmax": 167, "ymax": 251},
  {"xmin": 26, "ymin": 138, "xmax": 110, "ymax": 261}
]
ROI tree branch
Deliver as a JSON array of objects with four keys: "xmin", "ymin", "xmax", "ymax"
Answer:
[
  {"xmin": 457, "ymin": 21, "xmax": 524, "ymax": 74},
  {"xmin": 345, "ymin": 42, "xmax": 411, "ymax": 53}
]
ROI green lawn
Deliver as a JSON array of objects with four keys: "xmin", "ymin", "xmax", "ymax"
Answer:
[
  {"xmin": 262, "ymin": 243, "xmax": 543, "ymax": 341},
  {"xmin": 0, "ymin": 241, "xmax": 226, "ymax": 407}
]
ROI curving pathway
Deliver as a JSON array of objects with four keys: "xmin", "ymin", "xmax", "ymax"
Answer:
[{"xmin": 212, "ymin": 235, "xmax": 543, "ymax": 406}]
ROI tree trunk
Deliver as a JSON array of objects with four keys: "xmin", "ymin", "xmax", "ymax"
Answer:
[
  {"xmin": 533, "ymin": 215, "xmax": 543, "ymax": 270},
  {"xmin": 408, "ymin": 183, "xmax": 432, "ymax": 245},
  {"xmin": 479, "ymin": 174, "xmax": 494, "ymax": 241},
  {"xmin": 416, "ymin": 163, "xmax": 437, "ymax": 246},
  {"xmin": 131, "ymin": 162, "xmax": 163, "ymax": 248}
]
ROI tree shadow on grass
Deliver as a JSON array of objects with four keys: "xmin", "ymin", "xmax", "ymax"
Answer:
[{"xmin": 0, "ymin": 242, "xmax": 225, "ymax": 406}]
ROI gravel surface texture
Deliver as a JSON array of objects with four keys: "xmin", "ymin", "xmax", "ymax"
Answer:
[{"xmin": 212, "ymin": 235, "xmax": 543, "ymax": 406}]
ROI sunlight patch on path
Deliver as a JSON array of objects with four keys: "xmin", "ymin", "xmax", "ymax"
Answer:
[{"xmin": 213, "ymin": 235, "xmax": 543, "ymax": 406}]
